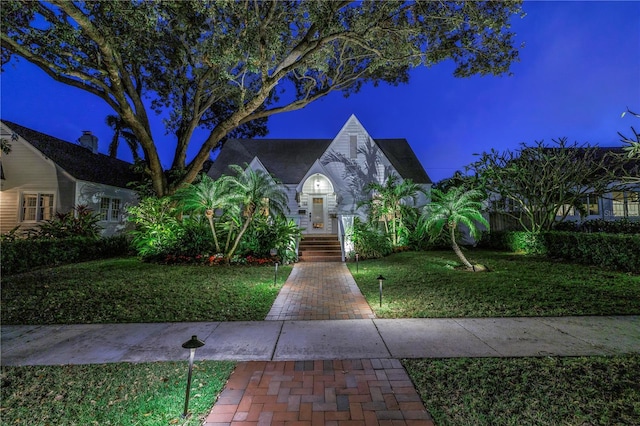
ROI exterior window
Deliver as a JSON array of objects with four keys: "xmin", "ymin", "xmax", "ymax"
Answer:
[
  {"xmin": 612, "ymin": 192, "xmax": 625, "ymax": 217},
  {"xmin": 627, "ymin": 192, "xmax": 639, "ymax": 217},
  {"xmin": 612, "ymin": 191, "xmax": 640, "ymax": 217},
  {"xmin": 580, "ymin": 194, "xmax": 599, "ymax": 216},
  {"xmin": 99, "ymin": 197, "xmax": 121, "ymax": 222},
  {"xmin": 349, "ymin": 135, "xmax": 357, "ymax": 159},
  {"xmin": 557, "ymin": 204, "xmax": 575, "ymax": 217},
  {"xmin": 21, "ymin": 193, "xmax": 54, "ymax": 222}
]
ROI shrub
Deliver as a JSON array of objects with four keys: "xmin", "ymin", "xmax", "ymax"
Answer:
[
  {"xmin": 479, "ymin": 231, "xmax": 546, "ymax": 254},
  {"xmin": 172, "ymin": 217, "xmax": 216, "ymax": 256},
  {"xmin": 552, "ymin": 218, "xmax": 640, "ymax": 234},
  {"xmin": 240, "ymin": 215, "xmax": 301, "ymax": 264},
  {"xmin": 506, "ymin": 231, "xmax": 547, "ymax": 254},
  {"xmin": 347, "ymin": 218, "xmax": 393, "ymax": 260},
  {"xmin": 28, "ymin": 205, "xmax": 102, "ymax": 239},
  {"xmin": 543, "ymin": 231, "xmax": 640, "ymax": 273},
  {"xmin": 0, "ymin": 235, "xmax": 131, "ymax": 276},
  {"xmin": 127, "ymin": 197, "xmax": 183, "ymax": 259}
]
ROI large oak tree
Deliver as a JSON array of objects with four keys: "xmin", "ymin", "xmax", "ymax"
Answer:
[{"xmin": 2, "ymin": 0, "xmax": 523, "ymax": 196}]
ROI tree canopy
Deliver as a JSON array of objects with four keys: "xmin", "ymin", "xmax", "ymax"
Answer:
[
  {"xmin": 2, "ymin": 0, "xmax": 523, "ymax": 196},
  {"xmin": 466, "ymin": 139, "xmax": 627, "ymax": 232}
]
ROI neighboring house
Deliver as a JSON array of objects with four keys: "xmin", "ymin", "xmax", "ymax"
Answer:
[
  {"xmin": 0, "ymin": 120, "xmax": 138, "ymax": 237},
  {"xmin": 208, "ymin": 115, "xmax": 432, "ymax": 254},
  {"xmin": 557, "ymin": 148, "xmax": 640, "ymax": 223},
  {"xmin": 488, "ymin": 147, "xmax": 640, "ymax": 232}
]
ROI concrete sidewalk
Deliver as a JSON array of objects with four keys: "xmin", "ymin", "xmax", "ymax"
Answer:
[{"xmin": 2, "ymin": 316, "xmax": 639, "ymax": 366}]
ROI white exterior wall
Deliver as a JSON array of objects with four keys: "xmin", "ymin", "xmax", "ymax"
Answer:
[
  {"xmin": 0, "ymin": 122, "xmax": 138, "ymax": 237},
  {"xmin": 320, "ymin": 115, "xmax": 404, "ymax": 217},
  {"xmin": 0, "ymin": 130, "xmax": 61, "ymax": 234},
  {"xmin": 76, "ymin": 181, "xmax": 138, "ymax": 237}
]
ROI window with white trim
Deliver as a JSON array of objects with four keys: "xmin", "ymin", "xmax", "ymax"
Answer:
[
  {"xmin": 557, "ymin": 204, "xmax": 575, "ymax": 217},
  {"xmin": 580, "ymin": 193, "xmax": 600, "ymax": 216},
  {"xmin": 21, "ymin": 193, "xmax": 54, "ymax": 222},
  {"xmin": 99, "ymin": 197, "xmax": 122, "ymax": 222},
  {"xmin": 612, "ymin": 191, "xmax": 639, "ymax": 217}
]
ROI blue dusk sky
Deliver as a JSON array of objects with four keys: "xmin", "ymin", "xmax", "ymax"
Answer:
[{"xmin": 1, "ymin": 1, "xmax": 639, "ymax": 183}]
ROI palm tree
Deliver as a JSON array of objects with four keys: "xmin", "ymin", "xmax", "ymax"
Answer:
[
  {"xmin": 224, "ymin": 165, "xmax": 289, "ymax": 261},
  {"xmin": 362, "ymin": 175, "xmax": 426, "ymax": 246},
  {"xmin": 105, "ymin": 114, "xmax": 141, "ymax": 161},
  {"xmin": 419, "ymin": 187, "xmax": 489, "ymax": 269},
  {"xmin": 172, "ymin": 174, "xmax": 239, "ymax": 253}
]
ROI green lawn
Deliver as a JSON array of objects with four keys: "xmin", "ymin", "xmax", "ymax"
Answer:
[
  {"xmin": 404, "ymin": 355, "xmax": 640, "ymax": 426},
  {"xmin": 2, "ymin": 251, "xmax": 639, "ymax": 425},
  {"xmin": 1, "ymin": 258, "xmax": 291, "ymax": 325},
  {"xmin": 0, "ymin": 361, "xmax": 235, "ymax": 426},
  {"xmin": 348, "ymin": 250, "xmax": 640, "ymax": 317}
]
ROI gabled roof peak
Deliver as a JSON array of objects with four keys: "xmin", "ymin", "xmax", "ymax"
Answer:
[{"xmin": 1, "ymin": 120, "xmax": 136, "ymax": 189}]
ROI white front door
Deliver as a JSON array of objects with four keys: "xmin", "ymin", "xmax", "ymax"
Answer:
[{"xmin": 310, "ymin": 196, "xmax": 327, "ymax": 233}]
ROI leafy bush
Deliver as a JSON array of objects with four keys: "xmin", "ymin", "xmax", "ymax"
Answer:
[
  {"xmin": 127, "ymin": 197, "xmax": 183, "ymax": 259},
  {"xmin": 240, "ymin": 215, "xmax": 301, "ymax": 263},
  {"xmin": 552, "ymin": 218, "xmax": 640, "ymax": 234},
  {"xmin": 0, "ymin": 226, "xmax": 22, "ymax": 242},
  {"xmin": 543, "ymin": 231, "xmax": 640, "ymax": 273},
  {"xmin": 507, "ymin": 231, "xmax": 547, "ymax": 254},
  {"xmin": 172, "ymin": 217, "xmax": 216, "ymax": 256},
  {"xmin": 479, "ymin": 231, "xmax": 547, "ymax": 254},
  {"xmin": 1, "ymin": 235, "xmax": 131, "ymax": 276},
  {"xmin": 347, "ymin": 218, "xmax": 393, "ymax": 260},
  {"xmin": 28, "ymin": 205, "xmax": 102, "ymax": 239}
]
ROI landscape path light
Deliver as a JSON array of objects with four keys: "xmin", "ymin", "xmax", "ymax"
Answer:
[
  {"xmin": 377, "ymin": 274, "xmax": 385, "ymax": 307},
  {"xmin": 270, "ymin": 248, "xmax": 279, "ymax": 285},
  {"xmin": 181, "ymin": 335, "xmax": 205, "ymax": 419},
  {"xmin": 356, "ymin": 253, "xmax": 359, "ymax": 273}
]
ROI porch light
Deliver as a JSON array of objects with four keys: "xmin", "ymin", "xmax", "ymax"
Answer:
[
  {"xmin": 377, "ymin": 275, "xmax": 385, "ymax": 307},
  {"xmin": 181, "ymin": 335, "xmax": 205, "ymax": 419}
]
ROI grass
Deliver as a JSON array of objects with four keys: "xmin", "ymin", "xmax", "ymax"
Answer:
[
  {"xmin": 2, "ymin": 250, "xmax": 639, "ymax": 425},
  {"xmin": 1, "ymin": 258, "xmax": 292, "ymax": 325},
  {"xmin": 348, "ymin": 250, "xmax": 640, "ymax": 317},
  {"xmin": 404, "ymin": 354, "xmax": 640, "ymax": 426},
  {"xmin": 0, "ymin": 361, "xmax": 236, "ymax": 425}
]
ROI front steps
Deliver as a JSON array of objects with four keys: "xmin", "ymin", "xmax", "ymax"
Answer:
[{"xmin": 298, "ymin": 234, "xmax": 342, "ymax": 262}]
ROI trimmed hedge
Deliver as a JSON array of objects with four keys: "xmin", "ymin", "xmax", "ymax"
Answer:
[
  {"xmin": 1, "ymin": 235, "xmax": 131, "ymax": 276},
  {"xmin": 480, "ymin": 230, "xmax": 640, "ymax": 273},
  {"xmin": 553, "ymin": 218, "xmax": 640, "ymax": 234},
  {"xmin": 543, "ymin": 231, "xmax": 640, "ymax": 273}
]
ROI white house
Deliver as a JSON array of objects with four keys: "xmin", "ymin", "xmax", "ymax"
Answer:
[
  {"xmin": 207, "ymin": 115, "xmax": 432, "ymax": 255},
  {"xmin": 0, "ymin": 120, "xmax": 138, "ymax": 237}
]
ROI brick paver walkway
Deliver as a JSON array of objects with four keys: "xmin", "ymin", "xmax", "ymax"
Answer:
[
  {"xmin": 265, "ymin": 262, "xmax": 376, "ymax": 321},
  {"xmin": 204, "ymin": 262, "xmax": 434, "ymax": 425},
  {"xmin": 203, "ymin": 359, "xmax": 434, "ymax": 426}
]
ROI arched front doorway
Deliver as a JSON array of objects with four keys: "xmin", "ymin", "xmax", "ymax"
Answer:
[{"xmin": 301, "ymin": 174, "xmax": 336, "ymax": 234}]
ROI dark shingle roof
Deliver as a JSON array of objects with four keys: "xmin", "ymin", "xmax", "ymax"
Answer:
[
  {"xmin": 376, "ymin": 138, "xmax": 432, "ymax": 184},
  {"xmin": 209, "ymin": 138, "xmax": 432, "ymax": 184},
  {"xmin": 209, "ymin": 139, "xmax": 333, "ymax": 183},
  {"xmin": 2, "ymin": 120, "xmax": 137, "ymax": 189}
]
